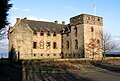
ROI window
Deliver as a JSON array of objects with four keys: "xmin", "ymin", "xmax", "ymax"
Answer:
[
  {"xmin": 73, "ymin": 54, "xmax": 75, "ymax": 57},
  {"xmin": 87, "ymin": 16, "xmax": 90, "ymax": 20},
  {"xmin": 41, "ymin": 54, "xmax": 43, "ymax": 56},
  {"xmin": 47, "ymin": 54, "xmax": 49, "ymax": 56},
  {"xmin": 97, "ymin": 39, "xmax": 100, "ymax": 44},
  {"xmin": 33, "ymin": 30, "xmax": 37, "ymax": 35},
  {"xmin": 34, "ymin": 54, "xmax": 36, "ymax": 57},
  {"xmin": 40, "ymin": 41, "xmax": 44, "ymax": 49},
  {"xmin": 46, "ymin": 42, "xmax": 50, "ymax": 49},
  {"xmin": 62, "ymin": 45, "xmax": 63, "ymax": 49},
  {"xmin": 53, "ymin": 31, "xmax": 56, "ymax": 36},
  {"xmin": 47, "ymin": 31, "xmax": 50, "ymax": 36},
  {"xmin": 54, "ymin": 54, "xmax": 56, "ymax": 56},
  {"xmin": 75, "ymin": 39, "xmax": 78, "ymax": 49},
  {"xmin": 74, "ymin": 26, "xmax": 77, "ymax": 37},
  {"xmin": 66, "ymin": 40, "xmax": 69, "ymax": 49},
  {"xmin": 98, "ymin": 18, "xmax": 100, "ymax": 21},
  {"xmin": 33, "ymin": 42, "xmax": 37, "ymax": 48},
  {"xmin": 40, "ymin": 31, "xmax": 44, "ymax": 36},
  {"xmin": 91, "ymin": 27, "xmax": 94, "ymax": 32},
  {"xmin": 53, "ymin": 42, "xmax": 57, "ymax": 49},
  {"xmin": 69, "ymin": 54, "xmax": 71, "ymax": 57},
  {"xmin": 61, "ymin": 38, "xmax": 63, "ymax": 43}
]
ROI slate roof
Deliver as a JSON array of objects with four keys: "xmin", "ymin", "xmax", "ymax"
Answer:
[{"xmin": 21, "ymin": 19, "xmax": 66, "ymax": 33}]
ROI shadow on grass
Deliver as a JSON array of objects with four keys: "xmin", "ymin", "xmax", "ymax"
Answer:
[
  {"xmin": 90, "ymin": 61, "xmax": 120, "ymax": 73},
  {"xmin": 0, "ymin": 59, "xmax": 22, "ymax": 81},
  {"xmin": 0, "ymin": 59, "xmax": 99, "ymax": 81},
  {"xmin": 22, "ymin": 60, "xmax": 95, "ymax": 81}
]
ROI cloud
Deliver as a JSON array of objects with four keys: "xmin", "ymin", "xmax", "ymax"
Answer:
[
  {"xmin": 27, "ymin": 16, "xmax": 50, "ymax": 22},
  {"xmin": 9, "ymin": 16, "xmax": 50, "ymax": 26},
  {"xmin": 22, "ymin": 9, "xmax": 30, "ymax": 12},
  {"xmin": 12, "ymin": 7, "xmax": 19, "ymax": 10},
  {"xmin": 12, "ymin": 7, "xmax": 30, "ymax": 12}
]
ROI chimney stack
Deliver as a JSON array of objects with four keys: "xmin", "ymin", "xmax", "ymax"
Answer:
[
  {"xmin": 62, "ymin": 21, "xmax": 65, "ymax": 25},
  {"xmin": 16, "ymin": 18, "xmax": 20, "ymax": 22},
  {"xmin": 24, "ymin": 17, "xmax": 27, "ymax": 20},
  {"xmin": 55, "ymin": 20, "xmax": 58, "ymax": 24}
]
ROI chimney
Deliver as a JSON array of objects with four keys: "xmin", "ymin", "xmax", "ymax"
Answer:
[
  {"xmin": 24, "ymin": 17, "xmax": 27, "ymax": 20},
  {"xmin": 16, "ymin": 18, "xmax": 20, "ymax": 22},
  {"xmin": 62, "ymin": 21, "xmax": 65, "ymax": 25},
  {"xmin": 54, "ymin": 20, "xmax": 58, "ymax": 24}
]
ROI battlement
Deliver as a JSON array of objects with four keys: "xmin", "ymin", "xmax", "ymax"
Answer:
[{"xmin": 70, "ymin": 14, "xmax": 103, "ymax": 26}]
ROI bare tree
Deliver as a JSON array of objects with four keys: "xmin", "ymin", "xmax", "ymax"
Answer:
[
  {"xmin": 102, "ymin": 33, "xmax": 118, "ymax": 59},
  {"xmin": 86, "ymin": 38, "xmax": 102, "ymax": 60}
]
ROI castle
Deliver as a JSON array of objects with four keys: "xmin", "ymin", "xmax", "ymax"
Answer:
[{"xmin": 8, "ymin": 14, "xmax": 103, "ymax": 60}]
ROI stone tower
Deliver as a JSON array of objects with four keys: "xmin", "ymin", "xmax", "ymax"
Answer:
[{"xmin": 70, "ymin": 14, "xmax": 103, "ymax": 59}]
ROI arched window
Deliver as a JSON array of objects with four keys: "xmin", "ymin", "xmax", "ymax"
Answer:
[
  {"xmin": 66, "ymin": 40, "xmax": 69, "ymax": 49},
  {"xmin": 53, "ymin": 31, "xmax": 56, "ymax": 36},
  {"xmin": 47, "ymin": 31, "xmax": 50, "ymax": 36},
  {"xmin": 40, "ymin": 31, "xmax": 44, "ymax": 36},
  {"xmin": 75, "ymin": 39, "xmax": 78, "ymax": 49}
]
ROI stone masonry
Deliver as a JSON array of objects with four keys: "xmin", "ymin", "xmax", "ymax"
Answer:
[{"xmin": 8, "ymin": 14, "xmax": 103, "ymax": 60}]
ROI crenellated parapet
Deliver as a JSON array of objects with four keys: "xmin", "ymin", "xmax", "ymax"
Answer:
[{"xmin": 70, "ymin": 14, "xmax": 103, "ymax": 26}]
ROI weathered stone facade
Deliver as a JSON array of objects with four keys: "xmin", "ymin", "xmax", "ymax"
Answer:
[{"xmin": 8, "ymin": 14, "xmax": 103, "ymax": 60}]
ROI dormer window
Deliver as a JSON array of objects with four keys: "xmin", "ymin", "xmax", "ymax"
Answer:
[
  {"xmin": 47, "ymin": 31, "xmax": 50, "ymax": 36},
  {"xmin": 33, "ymin": 30, "xmax": 37, "ymax": 35},
  {"xmin": 53, "ymin": 31, "xmax": 56, "ymax": 36},
  {"xmin": 40, "ymin": 31, "xmax": 44, "ymax": 36}
]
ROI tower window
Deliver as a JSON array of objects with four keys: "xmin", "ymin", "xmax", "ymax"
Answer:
[
  {"xmin": 66, "ymin": 40, "xmax": 69, "ymax": 49},
  {"xmin": 53, "ymin": 42, "xmax": 57, "ymax": 49},
  {"xmin": 40, "ymin": 31, "xmax": 44, "ymax": 36},
  {"xmin": 91, "ymin": 27, "xmax": 94, "ymax": 32},
  {"xmin": 53, "ymin": 31, "xmax": 56, "ymax": 36},
  {"xmin": 74, "ymin": 26, "xmax": 77, "ymax": 37},
  {"xmin": 75, "ymin": 39, "xmax": 78, "ymax": 49},
  {"xmin": 98, "ymin": 18, "xmax": 100, "ymax": 21},
  {"xmin": 33, "ymin": 42, "xmax": 37, "ymax": 48},
  {"xmin": 47, "ymin": 31, "xmax": 50, "ymax": 36},
  {"xmin": 46, "ymin": 42, "xmax": 50, "ymax": 49}
]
